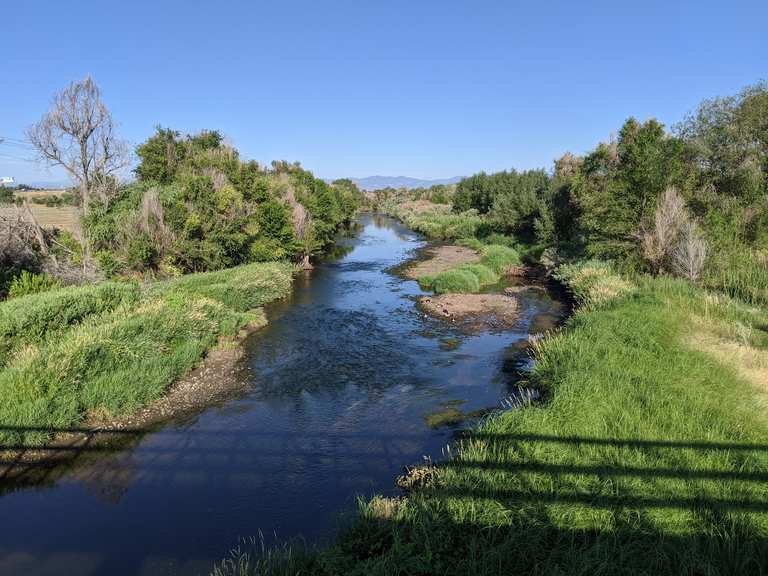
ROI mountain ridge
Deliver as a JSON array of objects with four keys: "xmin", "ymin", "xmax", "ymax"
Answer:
[{"xmin": 345, "ymin": 175, "xmax": 462, "ymax": 191}]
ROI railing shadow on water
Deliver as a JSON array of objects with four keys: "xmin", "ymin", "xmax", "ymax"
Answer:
[
  {"xmin": 0, "ymin": 423, "xmax": 443, "ymax": 499},
  {"xmin": 2, "ymin": 427, "xmax": 768, "ymax": 573},
  {"xmin": 1, "ymin": 425, "xmax": 768, "ymax": 510}
]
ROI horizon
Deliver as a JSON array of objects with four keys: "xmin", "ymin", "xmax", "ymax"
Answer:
[{"xmin": 3, "ymin": 0, "xmax": 767, "ymax": 184}]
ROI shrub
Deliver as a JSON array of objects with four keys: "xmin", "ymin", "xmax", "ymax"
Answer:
[
  {"xmin": 95, "ymin": 250, "xmax": 125, "ymax": 277},
  {"xmin": 482, "ymin": 233, "xmax": 517, "ymax": 248},
  {"xmin": 7, "ymin": 271, "xmax": 61, "ymax": 299}
]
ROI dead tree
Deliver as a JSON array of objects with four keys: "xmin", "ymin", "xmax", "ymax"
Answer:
[{"xmin": 27, "ymin": 76, "xmax": 127, "ymax": 214}]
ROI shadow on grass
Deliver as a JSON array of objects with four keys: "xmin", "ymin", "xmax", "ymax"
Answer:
[{"xmin": 322, "ymin": 433, "xmax": 768, "ymax": 575}]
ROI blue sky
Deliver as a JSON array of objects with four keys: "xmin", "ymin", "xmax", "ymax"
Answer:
[{"xmin": 2, "ymin": 0, "xmax": 766, "ymax": 184}]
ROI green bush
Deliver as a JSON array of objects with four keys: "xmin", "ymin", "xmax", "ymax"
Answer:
[
  {"xmin": 482, "ymin": 233, "xmax": 517, "ymax": 248},
  {"xmin": 479, "ymin": 245, "xmax": 521, "ymax": 273},
  {"xmin": 95, "ymin": 250, "xmax": 125, "ymax": 277},
  {"xmin": 127, "ymin": 234, "xmax": 158, "ymax": 270},
  {"xmin": 7, "ymin": 271, "xmax": 61, "ymax": 299}
]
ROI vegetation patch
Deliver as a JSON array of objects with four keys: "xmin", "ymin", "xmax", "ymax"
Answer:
[
  {"xmin": 0, "ymin": 261, "xmax": 292, "ymax": 447},
  {"xmin": 419, "ymin": 244, "xmax": 521, "ymax": 294}
]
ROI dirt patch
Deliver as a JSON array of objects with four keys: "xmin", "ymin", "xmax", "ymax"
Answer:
[
  {"xmin": 403, "ymin": 245, "xmax": 480, "ymax": 279},
  {"xmin": 419, "ymin": 293, "xmax": 521, "ymax": 331}
]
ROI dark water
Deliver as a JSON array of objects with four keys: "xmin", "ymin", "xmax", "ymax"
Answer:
[{"xmin": 0, "ymin": 214, "xmax": 564, "ymax": 576}]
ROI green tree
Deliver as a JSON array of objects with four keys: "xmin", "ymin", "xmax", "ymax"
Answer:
[{"xmin": 135, "ymin": 126, "xmax": 185, "ymax": 183}]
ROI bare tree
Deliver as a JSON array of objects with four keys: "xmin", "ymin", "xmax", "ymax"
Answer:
[
  {"xmin": 27, "ymin": 77, "xmax": 127, "ymax": 213},
  {"xmin": 640, "ymin": 188, "xmax": 687, "ymax": 274},
  {"xmin": 673, "ymin": 220, "xmax": 708, "ymax": 282}
]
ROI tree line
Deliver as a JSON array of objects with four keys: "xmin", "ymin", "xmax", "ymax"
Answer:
[
  {"xmin": 450, "ymin": 81, "xmax": 768, "ymax": 287},
  {"xmin": 0, "ymin": 77, "xmax": 362, "ymax": 297}
]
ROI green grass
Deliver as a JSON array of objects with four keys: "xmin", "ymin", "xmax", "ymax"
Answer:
[
  {"xmin": 384, "ymin": 202, "xmax": 483, "ymax": 241},
  {"xmin": 0, "ymin": 261, "xmax": 293, "ymax": 447},
  {"xmin": 0, "ymin": 281, "xmax": 141, "ymax": 369},
  {"xmin": 419, "ymin": 245, "xmax": 521, "ymax": 294},
  {"xmin": 704, "ymin": 248, "xmax": 768, "ymax": 307},
  {"xmin": 220, "ymin": 263, "xmax": 768, "ymax": 575}
]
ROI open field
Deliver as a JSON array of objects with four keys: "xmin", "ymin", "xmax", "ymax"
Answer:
[
  {"xmin": 0, "ymin": 202, "xmax": 80, "ymax": 236},
  {"xmin": 13, "ymin": 189, "xmax": 67, "ymax": 199}
]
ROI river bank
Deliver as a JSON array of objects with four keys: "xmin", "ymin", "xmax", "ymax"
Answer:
[
  {"xmin": 232, "ymin": 260, "xmax": 768, "ymax": 575},
  {"xmin": 0, "ymin": 261, "xmax": 294, "ymax": 455}
]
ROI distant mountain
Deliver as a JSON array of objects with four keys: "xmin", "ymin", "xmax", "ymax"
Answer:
[{"xmin": 347, "ymin": 175, "xmax": 462, "ymax": 191}]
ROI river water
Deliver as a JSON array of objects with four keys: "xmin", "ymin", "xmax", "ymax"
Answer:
[{"xmin": 0, "ymin": 214, "xmax": 565, "ymax": 576}]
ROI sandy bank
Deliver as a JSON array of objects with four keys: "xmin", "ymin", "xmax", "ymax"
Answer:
[
  {"xmin": 418, "ymin": 293, "xmax": 520, "ymax": 331},
  {"xmin": 403, "ymin": 245, "xmax": 480, "ymax": 279}
]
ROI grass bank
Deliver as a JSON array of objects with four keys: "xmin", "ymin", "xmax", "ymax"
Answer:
[
  {"xmin": 0, "ymin": 261, "xmax": 293, "ymax": 447},
  {"xmin": 218, "ymin": 263, "xmax": 768, "ymax": 575},
  {"xmin": 418, "ymin": 245, "xmax": 521, "ymax": 293}
]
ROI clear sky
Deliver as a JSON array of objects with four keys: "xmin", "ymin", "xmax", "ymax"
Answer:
[{"xmin": 2, "ymin": 0, "xmax": 766, "ymax": 184}]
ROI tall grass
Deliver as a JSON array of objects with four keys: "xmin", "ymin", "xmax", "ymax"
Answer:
[
  {"xmin": 0, "ymin": 262, "xmax": 293, "ymax": 446},
  {"xmin": 0, "ymin": 282, "xmax": 141, "ymax": 368},
  {"xmin": 704, "ymin": 249, "xmax": 768, "ymax": 306}
]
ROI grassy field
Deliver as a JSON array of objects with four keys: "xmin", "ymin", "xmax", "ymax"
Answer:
[
  {"xmin": 215, "ymin": 263, "xmax": 768, "ymax": 575},
  {"xmin": 0, "ymin": 190, "xmax": 80, "ymax": 236},
  {"xmin": 0, "ymin": 261, "xmax": 293, "ymax": 447}
]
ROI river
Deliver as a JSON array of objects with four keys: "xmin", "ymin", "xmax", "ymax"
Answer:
[{"xmin": 0, "ymin": 214, "xmax": 565, "ymax": 576}]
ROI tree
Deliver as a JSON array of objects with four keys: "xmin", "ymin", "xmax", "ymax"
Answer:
[
  {"xmin": 574, "ymin": 118, "xmax": 694, "ymax": 260},
  {"xmin": 27, "ymin": 77, "xmax": 127, "ymax": 213},
  {"xmin": 135, "ymin": 126, "xmax": 185, "ymax": 183},
  {"xmin": 676, "ymin": 81, "xmax": 768, "ymax": 201}
]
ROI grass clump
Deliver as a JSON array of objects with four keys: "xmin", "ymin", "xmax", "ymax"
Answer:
[
  {"xmin": 7, "ymin": 271, "xmax": 61, "ymax": 299},
  {"xmin": 479, "ymin": 244, "xmax": 521, "ymax": 273},
  {"xmin": 419, "ymin": 245, "xmax": 521, "ymax": 294},
  {"xmin": 431, "ymin": 268, "xmax": 481, "ymax": 294},
  {"xmin": 555, "ymin": 259, "xmax": 634, "ymax": 308},
  {"xmin": 0, "ymin": 261, "xmax": 292, "ymax": 447},
  {"xmin": 0, "ymin": 281, "xmax": 141, "ymax": 368},
  {"xmin": 704, "ymin": 248, "xmax": 768, "ymax": 307}
]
